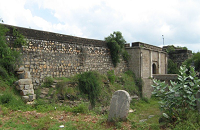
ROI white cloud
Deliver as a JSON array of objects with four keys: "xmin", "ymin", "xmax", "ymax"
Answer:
[{"xmin": 0, "ymin": 0, "xmax": 200, "ymax": 52}]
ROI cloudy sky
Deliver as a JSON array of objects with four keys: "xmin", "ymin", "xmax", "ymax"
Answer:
[{"xmin": 0, "ymin": 0, "xmax": 200, "ymax": 52}]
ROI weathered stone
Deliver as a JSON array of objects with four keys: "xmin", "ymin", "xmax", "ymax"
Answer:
[
  {"xmin": 29, "ymin": 94, "xmax": 36, "ymax": 101},
  {"xmin": 16, "ymin": 66, "xmax": 25, "ymax": 72},
  {"xmin": 22, "ymin": 96, "xmax": 29, "ymax": 102},
  {"xmin": 35, "ymin": 79, "xmax": 40, "ymax": 84},
  {"xmin": 18, "ymin": 79, "xmax": 32, "ymax": 85},
  {"xmin": 29, "ymin": 84, "xmax": 33, "ymax": 89},
  {"xmin": 24, "ymin": 71, "xmax": 31, "ymax": 79},
  {"xmin": 21, "ymin": 89, "xmax": 34, "ymax": 96},
  {"xmin": 16, "ymin": 85, "xmax": 24, "ymax": 90},
  {"xmin": 24, "ymin": 85, "xmax": 30, "ymax": 90},
  {"xmin": 108, "ymin": 90, "xmax": 131, "ymax": 121}
]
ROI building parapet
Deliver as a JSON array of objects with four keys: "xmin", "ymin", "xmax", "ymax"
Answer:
[
  {"xmin": 1, "ymin": 23, "xmax": 106, "ymax": 47},
  {"xmin": 131, "ymin": 42, "xmax": 163, "ymax": 52},
  {"xmin": 153, "ymin": 74, "xmax": 178, "ymax": 80}
]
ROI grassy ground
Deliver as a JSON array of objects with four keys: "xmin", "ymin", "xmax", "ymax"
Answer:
[{"xmin": 0, "ymin": 98, "xmax": 161, "ymax": 130}]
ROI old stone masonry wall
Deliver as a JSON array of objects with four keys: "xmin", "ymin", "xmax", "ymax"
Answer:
[{"xmin": 4, "ymin": 24, "xmax": 127, "ymax": 87}]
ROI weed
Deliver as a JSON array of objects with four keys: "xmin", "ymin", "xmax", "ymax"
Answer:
[
  {"xmin": 107, "ymin": 70, "xmax": 116, "ymax": 84},
  {"xmin": 77, "ymin": 71, "xmax": 102, "ymax": 108},
  {"xmin": 71, "ymin": 102, "xmax": 89, "ymax": 114},
  {"xmin": 41, "ymin": 76, "xmax": 54, "ymax": 88}
]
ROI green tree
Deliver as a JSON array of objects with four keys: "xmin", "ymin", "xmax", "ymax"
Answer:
[
  {"xmin": 167, "ymin": 59, "xmax": 179, "ymax": 74},
  {"xmin": 183, "ymin": 52, "xmax": 200, "ymax": 72},
  {"xmin": 105, "ymin": 31, "xmax": 129, "ymax": 67},
  {"xmin": 0, "ymin": 25, "xmax": 21, "ymax": 85}
]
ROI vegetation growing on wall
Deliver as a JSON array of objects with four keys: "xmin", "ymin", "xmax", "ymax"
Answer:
[
  {"xmin": 105, "ymin": 31, "xmax": 129, "ymax": 67},
  {"xmin": 12, "ymin": 27, "xmax": 27, "ymax": 48},
  {"xmin": 165, "ymin": 45, "xmax": 188, "ymax": 74},
  {"xmin": 166, "ymin": 45, "xmax": 187, "ymax": 54}
]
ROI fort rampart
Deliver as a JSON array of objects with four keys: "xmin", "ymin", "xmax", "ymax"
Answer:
[{"xmin": 3, "ymin": 24, "xmax": 127, "ymax": 87}]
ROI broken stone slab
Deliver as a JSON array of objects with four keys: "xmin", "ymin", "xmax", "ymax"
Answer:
[
  {"xmin": 16, "ymin": 66, "xmax": 25, "ymax": 72},
  {"xmin": 24, "ymin": 84, "xmax": 33, "ymax": 90},
  {"xmin": 24, "ymin": 71, "xmax": 31, "ymax": 79},
  {"xmin": 20, "ymin": 89, "xmax": 34, "ymax": 96},
  {"xmin": 108, "ymin": 90, "xmax": 131, "ymax": 121},
  {"xmin": 22, "ymin": 96, "xmax": 29, "ymax": 102},
  {"xmin": 29, "ymin": 94, "xmax": 36, "ymax": 101},
  {"xmin": 16, "ymin": 85, "xmax": 24, "ymax": 90},
  {"xmin": 18, "ymin": 79, "xmax": 32, "ymax": 85}
]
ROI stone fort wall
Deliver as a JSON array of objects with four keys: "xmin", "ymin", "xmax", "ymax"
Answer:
[{"xmin": 3, "ymin": 24, "xmax": 127, "ymax": 87}]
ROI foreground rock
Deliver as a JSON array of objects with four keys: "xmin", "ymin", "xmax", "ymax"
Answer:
[
  {"xmin": 15, "ymin": 66, "xmax": 36, "ymax": 103},
  {"xmin": 108, "ymin": 90, "xmax": 131, "ymax": 121}
]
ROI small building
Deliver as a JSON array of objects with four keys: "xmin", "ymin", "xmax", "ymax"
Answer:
[{"xmin": 125, "ymin": 42, "xmax": 168, "ymax": 98}]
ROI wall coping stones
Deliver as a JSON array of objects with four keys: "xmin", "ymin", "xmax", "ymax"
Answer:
[{"xmin": 1, "ymin": 23, "xmax": 107, "ymax": 47}]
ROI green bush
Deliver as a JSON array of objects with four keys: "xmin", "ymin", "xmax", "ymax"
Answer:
[
  {"xmin": 125, "ymin": 70, "xmax": 143, "ymax": 96},
  {"xmin": 105, "ymin": 31, "xmax": 128, "ymax": 67},
  {"xmin": 107, "ymin": 70, "xmax": 115, "ymax": 84},
  {"xmin": 168, "ymin": 59, "xmax": 179, "ymax": 74},
  {"xmin": 71, "ymin": 102, "xmax": 88, "ymax": 114},
  {"xmin": 77, "ymin": 71, "xmax": 102, "ymax": 108},
  {"xmin": 56, "ymin": 80, "xmax": 77, "ymax": 100},
  {"xmin": 12, "ymin": 28, "xmax": 27, "ymax": 48},
  {"xmin": 0, "ymin": 25, "xmax": 21, "ymax": 75},
  {"xmin": 0, "ymin": 90, "xmax": 30, "ymax": 111},
  {"xmin": 152, "ymin": 65, "xmax": 200, "ymax": 122},
  {"xmin": 41, "ymin": 76, "xmax": 54, "ymax": 88},
  {"xmin": 0, "ymin": 65, "xmax": 9, "ymax": 79},
  {"xmin": 122, "ymin": 49, "xmax": 130, "ymax": 62},
  {"xmin": 183, "ymin": 52, "xmax": 200, "ymax": 72}
]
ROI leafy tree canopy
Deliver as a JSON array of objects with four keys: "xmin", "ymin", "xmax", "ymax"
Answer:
[
  {"xmin": 183, "ymin": 52, "xmax": 200, "ymax": 72},
  {"xmin": 105, "ymin": 31, "xmax": 129, "ymax": 67}
]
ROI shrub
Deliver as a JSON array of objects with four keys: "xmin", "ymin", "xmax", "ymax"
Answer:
[
  {"xmin": 0, "ymin": 90, "xmax": 29, "ymax": 111},
  {"xmin": 152, "ymin": 65, "xmax": 200, "ymax": 122},
  {"xmin": 12, "ymin": 28, "xmax": 27, "ymax": 48},
  {"xmin": 41, "ymin": 76, "xmax": 54, "ymax": 88},
  {"xmin": 56, "ymin": 80, "xmax": 77, "ymax": 100},
  {"xmin": 0, "ymin": 25, "xmax": 20, "ymax": 75},
  {"xmin": 105, "ymin": 31, "xmax": 129, "ymax": 67},
  {"xmin": 71, "ymin": 102, "xmax": 88, "ymax": 114},
  {"xmin": 107, "ymin": 70, "xmax": 115, "ymax": 84},
  {"xmin": 77, "ymin": 71, "xmax": 102, "ymax": 108},
  {"xmin": 168, "ymin": 59, "xmax": 179, "ymax": 74}
]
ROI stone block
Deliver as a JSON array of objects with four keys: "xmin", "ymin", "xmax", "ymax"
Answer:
[
  {"xmin": 22, "ymin": 96, "xmax": 29, "ymax": 102},
  {"xmin": 24, "ymin": 85, "xmax": 30, "ymax": 90},
  {"xmin": 108, "ymin": 90, "xmax": 131, "ymax": 121},
  {"xmin": 16, "ymin": 66, "xmax": 25, "ymax": 72},
  {"xmin": 29, "ymin": 94, "xmax": 36, "ymax": 101},
  {"xmin": 21, "ymin": 89, "xmax": 34, "ymax": 96},
  {"xmin": 24, "ymin": 71, "xmax": 31, "ymax": 79},
  {"xmin": 16, "ymin": 85, "xmax": 24, "ymax": 90},
  {"xmin": 18, "ymin": 79, "xmax": 32, "ymax": 85},
  {"xmin": 29, "ymin": 84, "xmax": 33, "ymax": 89}
]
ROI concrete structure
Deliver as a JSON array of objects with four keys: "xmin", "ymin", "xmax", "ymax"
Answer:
[{"xmin": 126, "ymin": 42, "xmax": 168, "ymax": 98}]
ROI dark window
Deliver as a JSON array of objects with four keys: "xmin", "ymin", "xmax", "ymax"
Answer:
[{"xmin": 152, "ymin": 63, "xmax": 156, "ymax": 74}]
